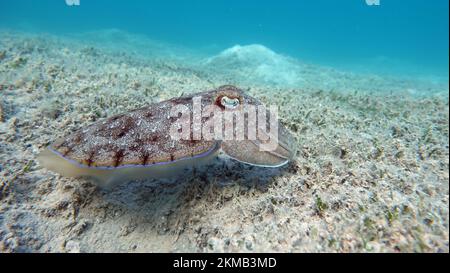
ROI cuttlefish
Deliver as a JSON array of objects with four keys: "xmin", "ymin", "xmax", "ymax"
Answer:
[{"xmin": 38, "ymin": 85, "xmax": 296, "ymax": 187}]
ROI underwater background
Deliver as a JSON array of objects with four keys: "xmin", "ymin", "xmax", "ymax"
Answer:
[
  {"xmin": 0, "ymin": 0, "xmax": 448, "ymax": 253},
  {"xmin": 1, "ymin": 0, "xmax": 449, "ymax": 79}
]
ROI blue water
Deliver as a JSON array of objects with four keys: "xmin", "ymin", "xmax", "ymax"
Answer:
[{"xmin": 0, "ymin": 0, "xmax": 448, "ymax": 78}]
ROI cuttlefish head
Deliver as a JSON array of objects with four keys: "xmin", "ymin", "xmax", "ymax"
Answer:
[{"xmin": 201, "ymin": 85, "xmax": 297, "ymax": 167}]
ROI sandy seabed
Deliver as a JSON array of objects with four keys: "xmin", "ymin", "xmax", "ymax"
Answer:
[{"xmin": 0, "ymin": 30, "xmax": 448, "ymax": 253}]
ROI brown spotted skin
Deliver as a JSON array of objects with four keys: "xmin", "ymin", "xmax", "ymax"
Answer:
[{"xmin": 50, "ymin": 85, "xmax": 261, "ymax": 168}]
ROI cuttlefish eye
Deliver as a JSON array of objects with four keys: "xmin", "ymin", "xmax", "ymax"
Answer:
[{"xmin": 220, "ymin": 96, "xmax": 240, "ymax": 109}]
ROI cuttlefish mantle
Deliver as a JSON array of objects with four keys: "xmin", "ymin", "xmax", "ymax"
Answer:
[{"xmin": 38, "ymin": 85, "xmax": 297, "ymax": 188}]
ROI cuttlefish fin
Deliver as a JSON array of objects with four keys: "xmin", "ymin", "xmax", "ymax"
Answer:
[{"xmin": 38, "ymin": 148, "xmax": 124, "ymax": 188}]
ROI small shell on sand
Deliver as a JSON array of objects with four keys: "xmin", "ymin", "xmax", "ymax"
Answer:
[
  {"xmin": 0, "ymin": 50, "xmax": 6, "ymax": 61},
  {"xmin": 0, "ymin": 100, "xmax": 5, "ymax": 122}
]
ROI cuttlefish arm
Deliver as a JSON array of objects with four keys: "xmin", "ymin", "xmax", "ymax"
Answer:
[{"xmin": 221, "ymin": 124, "xmax": 297, "ymax": 167}]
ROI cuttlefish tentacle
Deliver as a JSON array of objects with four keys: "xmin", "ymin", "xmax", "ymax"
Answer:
[
  {"xmin": 220, "ymin": 108, "xmax": 297, "ymax": 167},
  {"xmin": 220, "ymin": 137, "xmax": 294, "ymax": 168},
  {"xmin": 38, "ymin": 85, "xmax": 296, "ymax": 187}
]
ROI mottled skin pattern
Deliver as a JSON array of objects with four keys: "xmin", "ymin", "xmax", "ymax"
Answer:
[{"xmin": 50, "ymin": 85, "xmax": 263, "ymax": 168}]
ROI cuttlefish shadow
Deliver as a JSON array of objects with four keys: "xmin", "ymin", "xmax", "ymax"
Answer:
[
  {"xmin": 67, "ymin": 157, "xmax": 294, "ymax": 236},
  {"xmin": 94, "ymin": 156, "xmax": 290, "ymax": 215}
]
